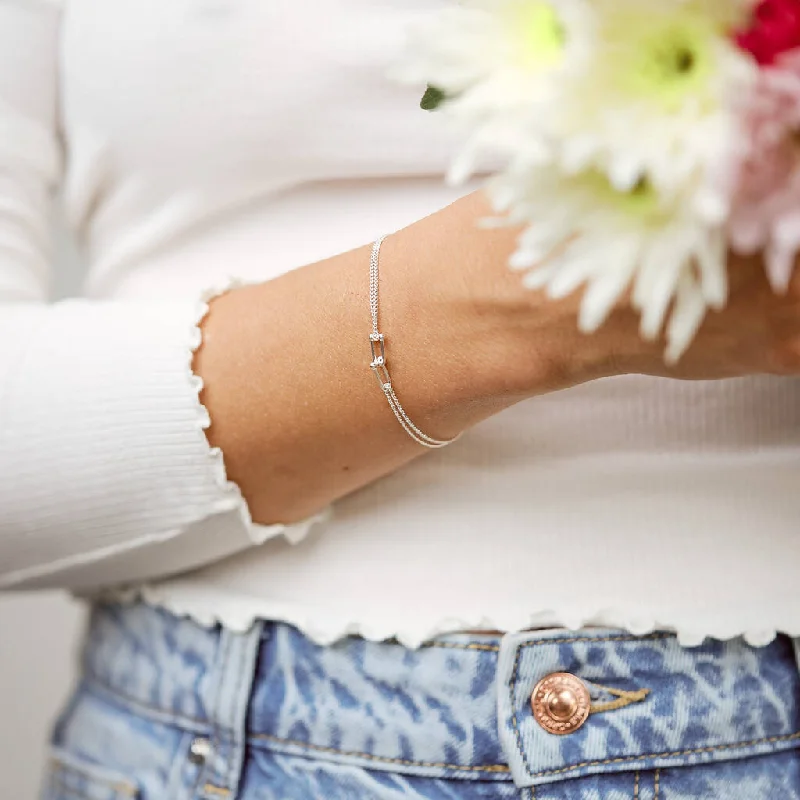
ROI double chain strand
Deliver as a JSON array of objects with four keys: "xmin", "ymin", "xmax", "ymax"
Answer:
[{"xmin": 369, "ymin": 235, "xmax": 458, "ymax": 449}]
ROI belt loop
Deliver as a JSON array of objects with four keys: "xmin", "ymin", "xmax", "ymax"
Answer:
[
  {"xmin": 495, "ymin": 631, "xmax": 538, "ymax": 789},
  {"xmin": 199, "ymin": 620, "xmax": 264, "ymax": 798}
]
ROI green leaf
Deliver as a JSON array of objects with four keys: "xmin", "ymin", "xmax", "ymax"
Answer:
[{"xmin": 420, "ymin": 85, "xmax": 447, "ymax": 111}]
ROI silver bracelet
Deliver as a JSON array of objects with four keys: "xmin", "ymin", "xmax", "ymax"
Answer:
[{"xmin": 369, "ymin": 235, "xmax": 459, "ymax": 449}]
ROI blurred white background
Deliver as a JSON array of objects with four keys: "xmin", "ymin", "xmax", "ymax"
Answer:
[
  {"xmin": 0, "ymin": 220, "xmax": 88, "ymax": 798},
  {"xmin": 0, "ymin": 595, "xmax": 85, "ymax": 797}
]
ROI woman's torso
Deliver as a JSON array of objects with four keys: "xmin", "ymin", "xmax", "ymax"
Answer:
[{"xmin": 60, "ymin": 0, "xmax": 800, "ymax": 646}]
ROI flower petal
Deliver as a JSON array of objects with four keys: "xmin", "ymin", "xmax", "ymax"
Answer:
[
  {"xmin": 665, "ymin": 270, "xmax": 708, "ymax": 363},
  {"xmin": 578, "ymin": 239, "xmax": 643, "ymax": 332}
]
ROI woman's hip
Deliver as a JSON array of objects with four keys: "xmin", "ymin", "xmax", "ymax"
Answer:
[{"xmin": 42, "ymin": 602, "xmax": 800, "ymax": 799}]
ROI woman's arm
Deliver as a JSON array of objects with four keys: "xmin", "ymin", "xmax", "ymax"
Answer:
[
  {"xmin": 196, "ymin": 192, "xmax": 616, "ymax": 525},
  {"xmin": 0, "ymin": 1, "xmax": 577, "ymax": 592},
  {"xmin": 0, "ymin": 0, "xmax": 281, "ymax": 590},
  {"xmin": 198, "ymin": 191, "xmax": 800, "ymax": 526},
  {"xmin": 5, "ymin": 2, "xmax": 800, "ymax": 592}
]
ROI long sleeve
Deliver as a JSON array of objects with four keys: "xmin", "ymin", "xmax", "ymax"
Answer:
[{"xmin": 0, "ymin": 0, "xmax": 312, "ymax": 592}]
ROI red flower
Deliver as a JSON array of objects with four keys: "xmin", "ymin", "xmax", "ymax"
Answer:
[{"xmin": 736, "ymin": 0, "xmax": 800, "ymax": 65}]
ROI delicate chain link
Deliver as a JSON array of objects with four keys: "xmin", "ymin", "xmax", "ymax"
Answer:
[{"xmin": 369, "ymin": 235, "xmax": 459, "ymax": 449}]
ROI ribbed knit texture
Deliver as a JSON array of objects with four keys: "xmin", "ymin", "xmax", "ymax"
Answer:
[
  {"xmin": 0, "ymin": 298, "xmax": 254, "ymax": 588},
  {"xmin": 0, "ymin": 0, "xmax": 315, "ymax": 590},
  {"xmin": 3, "ymin": 0, "xmax": 800, "ymax": 645}
]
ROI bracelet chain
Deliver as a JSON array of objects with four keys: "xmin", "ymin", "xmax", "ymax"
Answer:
[{"xmin": 369, "ymin": 235, "xmax": 459, "ymax": 449}]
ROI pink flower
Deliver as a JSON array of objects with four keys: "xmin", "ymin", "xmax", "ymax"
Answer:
[
  {"xmin": 736, "ymin": 0, "xmax": 800, "ymax": 66},
  {"xmin": 729, "ymin": 48, "xmax": 800, "ymax": 291}
]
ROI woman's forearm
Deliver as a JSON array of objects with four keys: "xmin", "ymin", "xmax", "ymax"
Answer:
[{"xmin": 195, "ymin": 192, "xmax": 606, "ymax": 524}]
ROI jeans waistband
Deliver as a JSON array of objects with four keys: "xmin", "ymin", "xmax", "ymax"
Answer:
[{"xmin": 79, "ymin": 603, "xmax": 800, "ymax": 788}]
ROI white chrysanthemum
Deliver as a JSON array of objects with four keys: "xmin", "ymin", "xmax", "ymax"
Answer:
[
  {"xmin": 394, "ymin": 0, "xmax": 592, "ymax": 182},
  {"xmin": 490, "ymin": 163, "xmax": 727, "ymax": 362},
  {"xmin": 549, "ymin": 0, "xmax": 758, "ymax": 220}
]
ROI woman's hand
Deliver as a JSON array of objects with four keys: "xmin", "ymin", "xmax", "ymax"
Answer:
[
  {"xmin": 634, "ymin": 251, "xmax": 800, "ymax": 381},
  {"xmin": 433, "ymin": 192, "xmax": 800, "ymax": 391}
]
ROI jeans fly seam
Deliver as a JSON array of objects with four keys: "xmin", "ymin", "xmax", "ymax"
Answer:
[
  {"xmin": 228, "ymin": 632, "xmax": 251, "ymax": 792},
  {"xmin": 207, "ymin": 633, "xmax": 232, "ymax": 792},
  {"xmin": 509, "ymin": 643, "xmax": 528, "ymax": 773},
  {"xmin": 213, "ymin": 633, "xmax": 231, "ymax": 734},
  {"xmin": 226, "ymin": 636, "xmax": 241, "ymax": 791}
]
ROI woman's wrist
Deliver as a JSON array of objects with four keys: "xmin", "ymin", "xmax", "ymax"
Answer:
[
  {"xmin": 376, "ymin": 214, "xmax": 624, "ymax": 440},
  {"xmin": 381, "ymin": 193, "xmax": 628, "ymax": 424}
]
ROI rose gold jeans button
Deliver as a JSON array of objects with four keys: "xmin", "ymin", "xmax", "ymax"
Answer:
[{"xmin": 531, "ymin": 672, "xmax": 591, "ymax": 735}]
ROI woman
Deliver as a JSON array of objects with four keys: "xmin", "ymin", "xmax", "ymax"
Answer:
[{"xmin": 3, "ymin": 0, "xmax": 800, "ymax": 797}]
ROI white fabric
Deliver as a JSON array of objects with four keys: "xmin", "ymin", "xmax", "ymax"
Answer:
[{"xmin": 3, "ymin": 0, "xmax": 800, "ymax": 647}]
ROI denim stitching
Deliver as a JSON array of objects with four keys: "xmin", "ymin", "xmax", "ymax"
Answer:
[
  {"xmin": 426, "ymin": 633, "xmax": 672, "ymax": 654},
  {"xmin": 203, "ymin": 784, "xmax": 231, "ymax": 797},
  {"xmin": 228, "ymin": 627, "xmax": 260, "ymax": 793},
  {"xmin": 250, "ymin": 731, "xmax": 512, "ymax": 773},
  {"xmin": 82, "ymin": 667, "xmax": 800, "ymax": 782},
  {"xmin": 518, "ymin": 633, "xmax": 671, "ymax": 647},
  {"xmin": 49, "ymin": 776, "xmax": 136, "ymax": 800},
  {"xmin": 654, "ymin": 768, "xmax": 661, "ymax": 800},
  {"xmin": 633, "ymin": 770, "xmax": 640, "ymax": 800},
  {"xmin": 228, "ymin": 634, "xmax": 248, "ymax": 791},
  {"xmin": 529, "ymin": 732, "xmax": 800, "ymax": 778},
  {"xmin": 84, "ymin": 673, "xmax": 210, "ymax": 730},
  {"xmin": 214, "ymin": 632, "xmax": 231, "ymax": 733},
  {"xmin": 508, "ymin": 634, "xmax": 671, "ymax": 764},
  {"xmin": 82, "ymin": 673, "xmax": 511, "ymax": 774},
  {"xmin": 85, "ymin": 632, "xmax": 797, "ymax": 782},
  {"xmin": 210, "ymin": 633, "xmax": 232, "ymax": 791},
  {"xmin": 589, "ymin": 683, "xmax": 650, "ymax": 714},
  {"xmin": 47, "ymin": 779, "xmax": 133, "ymax": 800},
  {"xmin": 508, "ymin": 632, "xmax": 798, "ymax": 779},
  {"xmin": 49, "ymin": 754, "xmax": 138, "ymax": 796},
  {"xmin": 509, "ymin": 643, "xmax": 527, "ymax": 772}
]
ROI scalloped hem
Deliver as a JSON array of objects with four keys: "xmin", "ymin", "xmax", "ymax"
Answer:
[
  {"xmin": 188, "ymin": 278, "xmax": 252, "ymax": 529},
  {"xmin": 172, "ymin": 282, "xmax": 794, "ymax": 653},
  {"xmin": 114, "ymin": 582, "xmax": 794, "ymax": 650},
  {"xmin": 189, "ymin": 279, "xmax": 331, "ymax": 551}
]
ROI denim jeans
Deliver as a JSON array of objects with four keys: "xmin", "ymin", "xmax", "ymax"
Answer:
[{"xmin": 42, "ymin": 603, "xmax": 800, "ymax": 799}]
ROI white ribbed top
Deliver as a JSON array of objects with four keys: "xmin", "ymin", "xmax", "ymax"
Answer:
[{"xmin": 2, "ymin": 0, "xmax": 800, "ymax": 647}]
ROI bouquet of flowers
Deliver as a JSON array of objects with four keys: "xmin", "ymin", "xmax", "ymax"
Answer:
[{"xmin": 397, "ymin": 0, "xmax": 800, "ymax": 361}]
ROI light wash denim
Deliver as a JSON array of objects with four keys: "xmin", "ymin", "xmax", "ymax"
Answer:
[{"xmin": 42, "ymin": 603, "xmax": 800, "ymax": 799}]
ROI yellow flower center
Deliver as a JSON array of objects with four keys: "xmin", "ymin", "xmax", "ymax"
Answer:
[
  {"xmin": 607, "ymin": 11, "xmax": 722, "ymax": 112},
  {"xmin": 579, "ymin": 171, "xmax": 665, "ymax": 223},
  {"xmin": 510, "ymin": 1, "xmax": 566, "ymax": 70}
]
